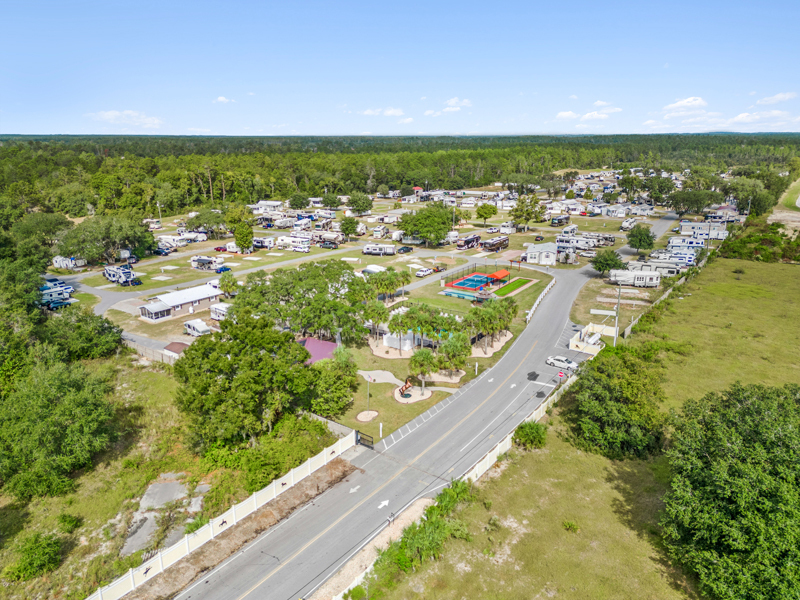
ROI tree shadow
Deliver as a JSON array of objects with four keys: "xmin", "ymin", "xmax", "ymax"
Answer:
[
  {"xmin": 0, "ymin": 501, "xmax": 30, "ymax": 551},
  {"xmin": 604, "ymin": 458, "xmax": 702, "ymax": 599}
]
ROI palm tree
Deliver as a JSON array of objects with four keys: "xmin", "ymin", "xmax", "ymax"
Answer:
[
  {"xmin": 409, "ymin": 348, "xmax": 438, "ymax": 392},
  {"xmin": 388, "ymin": 312, "xmax": 408, "ymax": 356},
  {"xmin": 397, "ymin": 270, "xmax": 412, "ymax": 300},
  {"xmin": 364, "ymin": 301, "xmax": 389, "ymax": 341}
]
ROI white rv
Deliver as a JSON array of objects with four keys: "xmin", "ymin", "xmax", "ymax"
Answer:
[
  {"xmin": 184, "ymin": 319, "xmax": 212, "ymax": 337},
  {"xmin": 372, "ymin": 225, "xmax": 389, "ymax": 239},
  {"xmin": 362, "ymin": 244, "xmax": 396, "ymax": 256},
  {"xmin": 253, "ymin": 237, "xmax": 275, "ymax": 250},
  {"xmin": 609, "ymin": 269, "xmax": 661, "ymax": 288},
  {"xmin": 620, "ymin": 218, "xmax": 637, "ymax": 231},
  {"xmin": 356, "ymin": 223, "xmax": 367, "ymax": 236},
  {"xmin": 190, "ymin": 255, "xmax": 224, "ymax": 270}
]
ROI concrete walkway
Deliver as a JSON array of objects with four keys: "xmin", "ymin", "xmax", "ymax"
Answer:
[{"xmin": 358, "ymin": 370, "xmax": 454, "ymax": 394}]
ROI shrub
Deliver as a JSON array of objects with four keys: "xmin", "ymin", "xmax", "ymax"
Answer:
[
  {"xmin": 57, "ymin": 513, "xmax": 82, "ymax": 534},
  {"xmin": 184, "ymin": 514, "xmax": 210, "ymax": 535},
  {"xmin": 562, "ymin": 520, "xmax": 579, "ymax": 533},
  {"xmin": 3, "ymin": 533, "xmax": 62, "ymax": 581},
  {"xmin": 513, "ymin": 421, "xmax": 547, "ymax": 449}
]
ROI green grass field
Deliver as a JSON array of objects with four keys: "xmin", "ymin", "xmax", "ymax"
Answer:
[
  {"xmin": 634, "ymin": 258, "xmax": 800, "ymax": 410},
  {"xmin": 384, "ymin": 410, "xmax": 699, "ymax": 600},
  {"xmin": 779, "ymin": 176, "xmax": 800, "ymax": 211},
  {"xmin": 494, "ymin": 277, "xmax": 532, "ymax": 296},
  {"xmin": 73, "ymin": 291, "xmax": 100, "ymax": 310}
]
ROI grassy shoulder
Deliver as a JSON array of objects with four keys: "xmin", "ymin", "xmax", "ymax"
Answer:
[
  {"xmin": 779, "ymin": 176, "xmax": 800, "ymax": 211},
  {"xmin": 380, "ymin": 408, "xmax": 698, "ymax": 600}
]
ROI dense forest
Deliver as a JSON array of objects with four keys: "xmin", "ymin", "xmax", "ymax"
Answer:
[{"xmin": 1, "ymin": 134, "xmax": 799, "ymax": 225}]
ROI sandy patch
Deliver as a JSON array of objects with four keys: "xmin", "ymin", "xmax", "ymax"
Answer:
[
  {"xmin": 309, "ymin": 499, "xmax": 434, "ymax": 600},
  {"xmin": 125, "ymin": 459, "xmax": 355, "ymax": 600},
  {"xmin": 394, "ymin": 386, "xmax": 433, "ymax": 404},
  {"xmin": 423, "ymin": 370, "xmax": 465, "ymax": 384},
  {"xmin": 356, "ymin": 410, "xmax": 378, "ymax": 422},
  {"xmin": 367, "ymin": 337, "xmax": 411, "ymax": 359},
  {"xmin": 471, "ymin": 330, "xmax": 513, "ymax": 357},
  {"xmin": 596, "ymin": 296, "xmax": 650, "ymax": 307}
]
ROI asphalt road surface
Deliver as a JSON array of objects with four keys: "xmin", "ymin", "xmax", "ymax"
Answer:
[{"xmin": 73, "ymin": 213, "xmax": 677, "ymax": 600}]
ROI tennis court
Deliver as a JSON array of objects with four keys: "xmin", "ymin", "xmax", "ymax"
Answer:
[{"xmin": 446, "ymin": 269, "xmax": 510, "ymax": 290}]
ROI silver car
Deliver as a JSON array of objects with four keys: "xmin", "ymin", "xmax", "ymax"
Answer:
[{"xmin": 546, "ymin": 355, "xmax": 580, "ymax": 370}]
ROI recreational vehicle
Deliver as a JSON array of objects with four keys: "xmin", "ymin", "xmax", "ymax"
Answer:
[
  {"xmin": 190, "ymin": 255, "xmax": 224, "ymax": 270},
  {"xmin": 550, "ymin": 215, "xmax": 570, "ymax": 227},
  {"xmin": 356, "ymin": 223, "xmax": 367, "ymax": 236},
  {"xmin": 628, "ymin": 261, "xmax": 682, "ymax": 277},
  {"xmin": 253, "ymin": 237, "xmax": 275, "ymax": 250},
  {"xmin": 620, "ymin": 218, "xmax": 637, "ymax": 231},
  {"xmin": 444, "ymin": 231, "xmax": 460, "ymax": 245},
  {"xmin": 457, "ymin": 234, "xmax": 482, "ymax": 250},
  {"xmin": 362, "ymin": 244, "xmax": 396, "ymax": 256},
  {"xmin": 562, "ymin": 224, "xmax": 579, "ymax": 236},
  {"xmin": 372, "ymin": 225, "xmax": 389, "ymax": 239},
  {"xmin": 481, "ymin": 236, "xmax": 510, "ymax": 252},
  {"xmin": 184, "ymin": 319, "xmax": 212, "ymax": 337},
  {"xmin": 609, "ymin": 270, "xmax": 662, "ymax": 288}
]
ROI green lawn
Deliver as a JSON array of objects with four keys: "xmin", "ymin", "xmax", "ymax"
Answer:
[
  {"xmin": 105, "ymin": 309, "xmax": 195, "ymax": 342},
  {"xmin": 633, "ymin": 258, "xmax": 800, "ymax": 411},
  {"xmin": 382, "ymin": 408, "xmax": 699, "ymax": 600},
  {"xmin": 493, "ymin": 277, "xmax": 532, "ymax": 296},
  {"xmin": 336, "ymin": 380, "xmax": 450, "ymax": 442},
  {"xmin": 779, "ymin": 176, "xmax": 800, "ymax": 211},
  {"xmin": 73, "ymin": 291, "xmax": 100, "ymax": 310}
]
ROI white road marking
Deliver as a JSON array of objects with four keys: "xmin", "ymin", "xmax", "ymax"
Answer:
[
  {"xmin": 349, "ymin": 486, "xmax": 360, "ymax": 494},
  {"xmin": 378, "ymin": 500, "xmax": 389, "ymax": 509},
  {"xmin": 488, "ymin": 378, "xmax": 494, "ymax": 382},
  {"xmin": 510, "ymin": 384, "xmax": 516, "ymax": 388}
]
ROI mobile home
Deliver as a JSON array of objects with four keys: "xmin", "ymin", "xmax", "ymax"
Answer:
[{"xmin": 608, "ymin": 269, "xmax": 662, "ymax": 288}]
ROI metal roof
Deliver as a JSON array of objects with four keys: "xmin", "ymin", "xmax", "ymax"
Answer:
[{"xmin": 150, "ymin": 284, "xmax": 222, "ymax": 308}]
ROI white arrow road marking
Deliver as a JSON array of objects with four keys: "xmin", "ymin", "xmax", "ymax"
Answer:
[
  {"xmin": 488, "ymin": 378, "xmax": 494, "ymax": 382},
  {"xmin": 378, "ymin": 500, "xmax": 389, "ymax": 509},
  {"xmin": 349, "ymin": 486, "xmax": 360, "ymax": 494},
  {"xmin": 510, "ymin": 384, "xmax": 516, "ymax": 388}
]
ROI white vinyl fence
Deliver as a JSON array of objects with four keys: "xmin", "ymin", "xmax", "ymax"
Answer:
[
  {"xmin": 526, "ymin": 279, "xmax": 556, "ymax": 323},
  {"xmin": 86, "ymin": 431, "xmax": 357, "ymax": 600}
]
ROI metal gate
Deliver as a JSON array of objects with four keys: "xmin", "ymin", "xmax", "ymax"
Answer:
[{"xmin": 356, "ymin": 431, "xmax": 374, "ymax": 449}]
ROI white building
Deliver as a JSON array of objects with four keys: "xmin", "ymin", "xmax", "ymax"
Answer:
[
  {"xmin": 139, "ymin": 284, "xmax": 224, "ymax": 323},
  {"xmin": 525, "ymin": 242, "xmax": 558, "ymax": 266}
]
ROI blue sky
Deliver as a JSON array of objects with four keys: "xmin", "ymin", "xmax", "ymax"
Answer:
[{"xmin": 2, "ymin": 0, "xmax": 799, "ymax": 136}]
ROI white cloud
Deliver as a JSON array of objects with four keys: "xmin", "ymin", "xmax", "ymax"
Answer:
[
  {"xmin": 665, "ymin": 109, "xmax": 709, "ymax": 119},
  {"xmin": 248, "ymin": 92, "xmax": 255, "ymax": 96},
  {"xmin": 749, "ymin": 91, "xmax": 757, "ymax": 96},
  {"xmin": 362, "ymin": 108, "xmax": 382, "ymax": 116},
  {"xmin": 643, "ymin": 120, "xmax": 660, "ymax": 126},
  {"xmin": 443, "ymin": 106, "xmax": 460, "ymax": 113},
  {"xmin": 581, "ymin": 111, "xmax": 609, "ymax": 121},
  {"xmin": 214, "ymin": 96, "xmax": 234, "ymax": 103},
  {"xmin": 420, "ymin": 96, "xmax": 427, "ymax": 100},
  {"xmin": 424, "ymin": 109, "xmax": 441, "ymax": 117},
  {"xmin": 383, "ymin": 107, "xmax": 404, "ymax": 116},
  {"xmin": 575, "ymin": 124, "xmax": 590, "ymax": 130},
  {"xmin": 729, "ymin": 110, "xmax": 790, "ymax": 123},
  {"xmin": 398, "ymin": 117, "xmax": 413, "ymax": 124},
  {"xmin": 600, "ymin": 106, "xmax": 622, "ymax": 114},
  {"xmin": 757, "ymin": 92, "xmax": 797, "ymax": 105},
  {"xmin": 593, "ymin": 100, "xmax": 610, "ymax": 106},
  {"xmin": 663, "ymin": 97, "xmax": 707, "ymax": 111},
  {"xmin": 88, "ymin": 110, "xmax": 163, "ymax": 129},
  {"xmin": 445, "ymin": 97, "xmax": 472, "ymax": 107},
  {"xmin": 187, "ymin": 128, "xmax": 211, "ymax": 133},
  {"xmin": 569, "ymin": 95, "xmax": 578, "ymax": 100},
  {"xmin": 555, "ymin": 111, "xmax": 579, "ymax": 120}
]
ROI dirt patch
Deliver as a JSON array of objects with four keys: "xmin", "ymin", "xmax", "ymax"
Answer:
[
  {"xmin": 394, "ymin": 386, "xmax": 433, "ymax": 404},
  {"xmin": 423, "ymin": 369, "xmax": 465, "ymax": 383},
  {"xmin": 471, "ymin": 331, "xmax": 513, "ymax": 358},
  {"xmin": 125, "ymin": 458, "xmax": 356, "ymax": 600},
  {"xmin": 769, "ymin": 207, "xmax": 800, "ymax": 234},
  {"xmin": 309, "ymin": 498, "xmax": 434, "ymax": 600}
]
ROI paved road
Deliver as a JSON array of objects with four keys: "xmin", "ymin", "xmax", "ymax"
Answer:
[{"xmin": 167, "ymin": 215, "xmax": 679, "ymax": 600}]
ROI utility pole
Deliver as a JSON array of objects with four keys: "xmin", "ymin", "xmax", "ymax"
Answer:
[{"xmin": 613, "ymin": 284, "xmax": 621, "ymax": 347}]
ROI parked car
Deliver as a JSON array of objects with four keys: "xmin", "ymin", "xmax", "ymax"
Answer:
[
  {"xmin": 44, "ymin": 278, "xmax": 66, "ymax": 287},
  {"xmin": 397, "ymin": 246, "xmax": 414, "ymax": 254},
  {"xmin": 580, "ymin": 211, "xmax": 587, "ymax": 216},
  {"xmin": 292, "ymin": 246, "xmax": 310, "ymax": 253},
  {"xmin": 546, "ymin": 355, "xmax": 579, "ymax": 370},
  {"xmin": 127, "ymin": 256, "xmax": 139, "ymax": 264},
  {"xmin": 671, "ymin": 226, "xmax": 680, "ymax": 233},
  {"xmin": 48, "ymin": 300, "xmax": 71, "ymax": 310},
  {"xmin": 432, "ymin": 265, "xmax": 446, "ymax": 273},
  {"xmin": 54, "ymin": 284, "xmax": 75, "ymax": 294},
  {"xmin": 214, "ymin": 246, "xmax": 227, "ymax": 252},
  {"xmin": 154, "ymin": 248, "xmax": 170, "ymax": 256},
  {"xmin": 534, "ymin": 235, "xmax": 544, "ymax": 241},
  {"xmin": 486, "ymin": 227, "xmax": 500, "ymax": 234},
  {"xmin": 319, "ymin": 241, "xmax": 339, "ymax": 250},
  {"xmin": 120, "ymin": 278, "xmax": 143, "ymax": 287},
  {"xmin": 579, "ymin": 251, "xmax": 596, "ymax": 258},
  {"xmin": 416, "ymin": 268, "xmax": 433, "ymax": 277},
  {"xmin": 216, "ymin": 266, "xmax": 232, "ymax": 273}
]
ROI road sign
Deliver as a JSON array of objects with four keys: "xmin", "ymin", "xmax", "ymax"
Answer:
[
  {"xmin": 558, "ymin": 372, "xmax": 565, "ymax": 378},
  {"xmin": 590, "ymin": 309, "xmax": 617, "ymax": 317}
]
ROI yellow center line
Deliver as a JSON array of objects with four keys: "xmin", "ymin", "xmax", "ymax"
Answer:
[{"xmin": 235, "ymin": 340, "xmax": 538, "ymax": 600}]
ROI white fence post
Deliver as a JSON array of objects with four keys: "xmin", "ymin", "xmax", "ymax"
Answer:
[
  {"xmin": 185, "ymin": 534, "xmax": 190, "ymax": 554},
  {"xmin": 129, "ymin": 568, "xmax": 135, "ymax": 589},
  {"xmin": 232, "ymin": 504, "xmax": 237, "ymax": 525},
  {"xmin": 158, "ymin": 550, "xmax": 163, "ymax": 571}
]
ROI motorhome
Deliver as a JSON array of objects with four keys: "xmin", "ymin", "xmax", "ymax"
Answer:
[
  {"xmin": 190, "ymin": 255, "xmax": 224, "ymax": 270},
  {"xmin": 620, "ymin": 218, "xmax": 637, "ymax": 231},
  {"xmin": 667, "ymin": 236, "xmax": 705, "ymax": 250},
  {"xmin": 381, "ymin": 215, "xmax": 398, "ymax": 225},
  {"xmin": 562, "ymin": 224, "xmax": 579, "ymax": 236},
  {"xmin": 372, "ymin": 225, "xmax": 389, "ymax": 239},
  {"xmin": 40, "ymin": 287, "xmax": 70, "ymax": 305},
  {"xmin": 274, "ymin": 217, "xmax": 295, "ymax": 229},
  {"xmin": 356, "ymin": 223, "xmax": 367, "ymax": 236},
  {"xmin": 391, "ymin": 230, "xmax": 405, "ymax": 242},
  {"xmin": 362, "ymin": 244, "xmax": 396, "ymax": 256},
  {"xmin": 608, "ymin": 269, "xmax": 662, "ymax": 288},
  {"xmin": 444, "ymin": 231, "xmax": 460, "ymax": 245},
  {"xmin": 628, "ymin": 261, "xmax": 682, "ymax": 277},
  {"xmin": 320, "ymin": 232, "xmax": 344, "ymax": 244},
  {"xmin": 314, "ymin": 209, "xmax": 336, "ymax": 219},
  {"xmin": 550, "ymin": 215, "xmax": 570, "ymax": 227},
  {"xmin": 481, "ymin": 236, "xmax": 510, "ymax": 252},
  {"xmin": 457, "ymin": 234, "xmax": 482, "ymax": 250},
  {"xmin": 294, "ymin": 219, "xmax": 313, "ymax": 232},
  {"xmin": 158, "ymin": 235, "xmax": 187, "ymax": 248}
]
